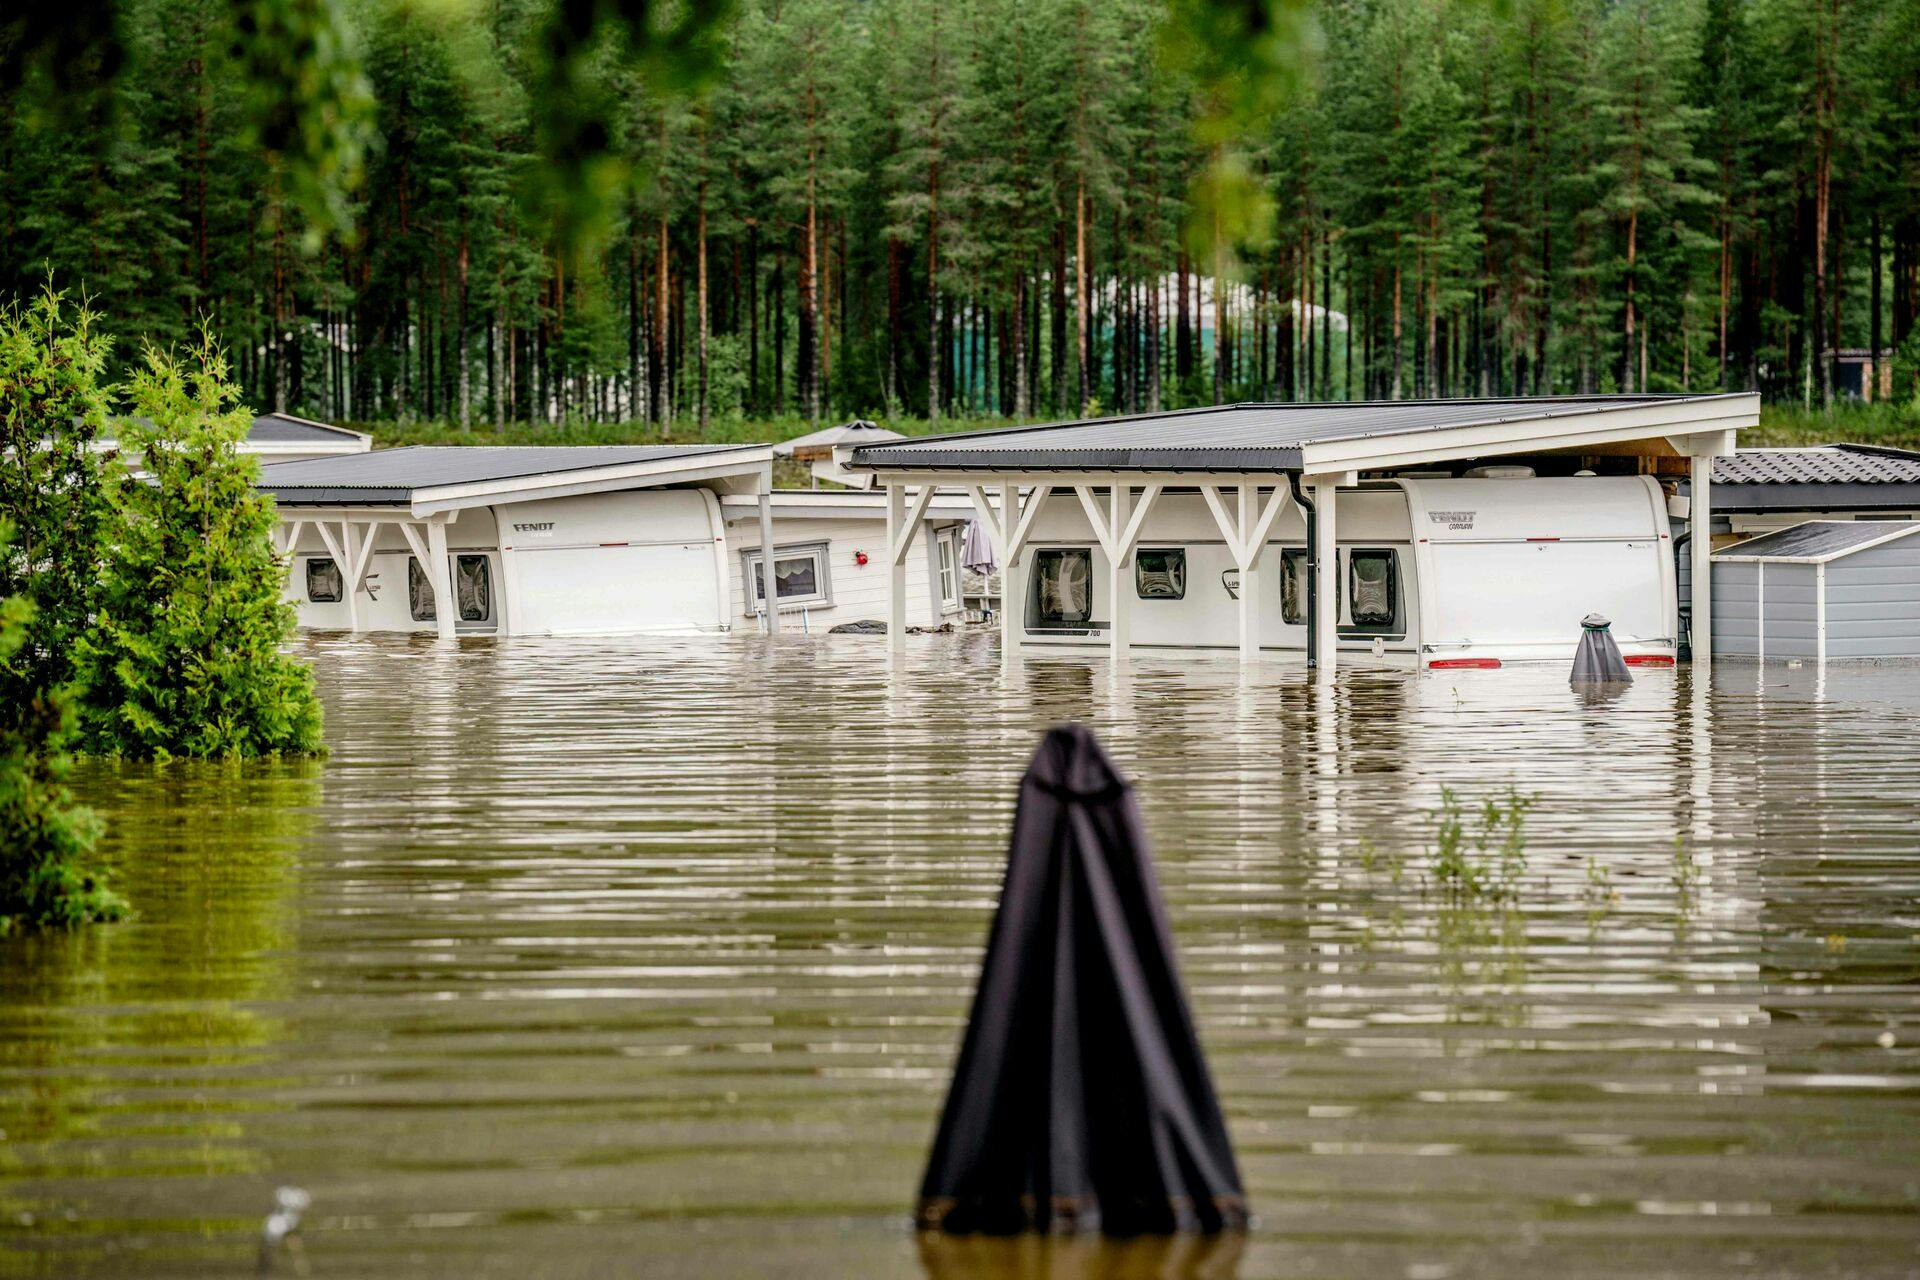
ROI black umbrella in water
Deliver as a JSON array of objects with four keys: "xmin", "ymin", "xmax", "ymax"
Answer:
[{"xmin": 916, "ymin": 725, "xmax": 1248, "ymax": 1237}]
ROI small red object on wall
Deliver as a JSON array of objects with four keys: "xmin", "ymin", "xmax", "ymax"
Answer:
[{"xmin": 854, "ymin": 550, "xmax": 869, "ymax": 566}]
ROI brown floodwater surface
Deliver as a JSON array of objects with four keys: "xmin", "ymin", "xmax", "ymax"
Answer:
[{"xmin": 4, "ymin": 635, "xmax": 1919, "ymax": 1278}]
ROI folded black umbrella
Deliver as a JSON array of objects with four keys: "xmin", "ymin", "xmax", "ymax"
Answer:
[{"xmin": 916, "ymin": 724, "xmax": 1248, "ymax": 1237}]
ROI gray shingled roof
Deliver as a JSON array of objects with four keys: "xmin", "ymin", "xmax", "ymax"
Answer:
[
  {"xmin": 1716, "ymin": 520, "xmax": 1920, "ymax": 562},
  {"xmin": 1713, "ymin": 445, "xmax": 1920, "ymax": 486},
  {"xmin": 258, "ymin": 444, "xmax": 761, "ymax": 504},
  {"xmin": 849, "ymin": 395, "xmax": 1745, "ymax": 471},
  {"xmin": 249, "ymin": 413, "xmax": 366, "ymax": 443}
]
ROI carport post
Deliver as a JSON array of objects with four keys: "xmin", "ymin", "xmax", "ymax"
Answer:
[
  {"xmin": 1690, "ymin": 453, "xmax": 1712, "ymax": 665},
  {"xmin": 426, "ymin": 520, "xmax": 457, "ymax": 639},
  {"xmin": 758, "ymin": 489, "xmax": 779, "ymax": 636},
  {"xmin": 1237, "ymin": 483, "xmax": 1261, "ymax": 661},
  {"xmin": 999, "ymin": 482, "xmax": 1022, "ymax": 658},
  {"xmin": 1109, "ymin": 482, "xmax": 1132, "ymax": 660},
  {"xmin": 886, "ymin": 482, "xmax": 906, "ymax": 648},
  {"xmin": 1311, "ymin": 476, "xmax": 1340, "ymax": 680}
]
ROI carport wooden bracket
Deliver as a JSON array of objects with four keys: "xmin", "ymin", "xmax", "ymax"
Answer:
[
  {"xmin": 290, "ymin": 512, "xmax": 460, "ymax": 638},
  {"xmin": 878, "ymin": 453, "xmax": 1712, "ymax": 678}
]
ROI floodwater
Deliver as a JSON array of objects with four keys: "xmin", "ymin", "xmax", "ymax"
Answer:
[{"xmin": 5, "ymin": 635, "xmax": 1919, "ymax": 1279}]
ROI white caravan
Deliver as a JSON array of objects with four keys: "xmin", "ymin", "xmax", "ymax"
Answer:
[
  {"xmin": 1006, "ymin": 475, "xmax": 1678, "ymax": 667},
  {"xmin": 263, "ymin": 445, "xmax": 968, "ymax": 638}
]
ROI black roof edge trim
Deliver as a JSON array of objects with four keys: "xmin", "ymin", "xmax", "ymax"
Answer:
[
  {"xmin": 850, "ymin": 447, "xmax": 1308, "ymax": 471},
  {"xmin": 1689, "ymin": 482, "xmax": 1920, "ymax": 511}
]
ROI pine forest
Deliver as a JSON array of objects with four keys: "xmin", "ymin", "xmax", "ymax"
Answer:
[{"xmin": 4, "ymin": 0, "xmax": 1918, "ymax": 435}]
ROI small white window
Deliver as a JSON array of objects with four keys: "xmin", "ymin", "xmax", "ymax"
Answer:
[
  {"xmin": 937, "ymin": 531, "xmax": 961, "ymax": 608},
  {"xmin": 745, "ymin": 542, "xmax": 831, "ymax": 611}
]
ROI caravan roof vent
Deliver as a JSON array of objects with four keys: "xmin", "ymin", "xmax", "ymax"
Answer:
[{"xmin": 1464, "ymin": 464, "xmax": 1536, "ymax": 479}]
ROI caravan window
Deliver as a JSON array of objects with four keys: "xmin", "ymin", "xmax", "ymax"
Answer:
[
  {"xmin": 1348, "ymin": 550, "xmax": 1397, "ymax": 629},
  {"xmin": 408, "ymin": 558, "xmax": 435, "ymax": 621},
  {"xmin": 1281, "ymin": 549, "xmax": 1309, "ymax": 624},
  {"xmin": 410, "ymin": 555, "xmax": 493, "ymax": 623},
  {"xmin": 455, "ymin": 555, "xmax": 492, "ymax": 622},
  {"xmin": 305, "ymin": 557, "xmax": 343, "ymax": 603},
  {"xmin": 745, "ymin": 542, "xmax": 831, "ymax": 611},
  {"xmin": 1029, "ymin": 548, "xmax": 1093, "ymax": 628},
  {"xmin": 1135, "ymin": 548, "xmax": 1185, "ymax": 600}
]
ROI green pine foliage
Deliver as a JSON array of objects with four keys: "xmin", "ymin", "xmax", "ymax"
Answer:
[
  {"xmin": 76, "ymin": 332, "xmax": 324, "ymax": 760},
  {"xmin": 0, "ymin": 287, "xmax": 117, "ymax": 703},
  {"xmin": 0, "ymin": 522, "xmax": 126, "ymax": 934},
  {"xmin": 4, "ymin": 0, "xmax": 1920, "ymax": 423}
]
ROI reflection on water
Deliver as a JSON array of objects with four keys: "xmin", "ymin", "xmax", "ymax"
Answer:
[
  {"xmin": 918, "ymin": 1233, "xmax": 1245, "ymax": 1280},
  {"xmin": 3, "ymin": 636, "xmax": 1918, "ymax": 1278}
]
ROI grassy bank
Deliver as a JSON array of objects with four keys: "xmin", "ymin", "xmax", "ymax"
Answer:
[
  {"xmin": 351, "ymin": 398, "xmax": 1920, "ymax": 454},
  {"xmin": 1744, "ymin": 400, "xmax": 1920, "ymax": 450}
]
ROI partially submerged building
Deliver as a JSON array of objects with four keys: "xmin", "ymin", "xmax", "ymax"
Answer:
[
  {"xmin": 260, "ymin": 444, "xmax": 967, "ymax": 638},
  {"xmin": 241, "ymin": 413, "xmax": 372, "ymax": 463},
  {"xmin": 842, "ymin": 394, "xmax": 1759, "ymax": 673},
  {"xmin": 1690, "ymin": 445, "xmax": 1920, "ymax": 536},
  {"xmin": 1714, "ymin": 521, "xmax": 1920, "ymax": 662}
]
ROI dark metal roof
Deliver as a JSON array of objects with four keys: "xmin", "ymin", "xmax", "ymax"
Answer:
[
  {"xmin": 1713, "ymin": 445, "xmax": 1920, "ymax": 486},
  {"xmin": 249, "ymin": 413, "xmax": 366, "ymax": 443},
  {"xmin": 1716, "ymin": 520, "xmax": 1920, "ymax": 561},
  {"xmin": 257, "ymin": 444, "xmax": 761, "ymax": 505},
  {"xmin": 849, "ymin": 395, "xmax": 1745, "ymax": 472}
]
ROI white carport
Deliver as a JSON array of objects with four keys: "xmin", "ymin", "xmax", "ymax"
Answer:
[
  {"xmin": 260, "ymin": 444, "xmax": 775, "ymax": 638},
  {"xmin": 842, "ymin": 395, "xmax": 1757, "ymax": 676}
]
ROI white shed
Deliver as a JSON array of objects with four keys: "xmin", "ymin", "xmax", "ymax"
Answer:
[
  {"xmin": 717, "ymin": 490, "xmax": 973, "ymax": 632},
  {"xmin": 1713, "ymin": 520, "xmax": 1920, "ymax": 662}
]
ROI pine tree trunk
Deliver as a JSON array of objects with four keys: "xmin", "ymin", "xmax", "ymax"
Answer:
[
  {"xmin": 1051, "ymin": 225, "xmax": 1068, "ymax": 413},
  {"xmin": 886, "ymin": 238, "xmax": 902, "ymax": 414},
  {"xmin": 1625, "ymin": 199, "xmax": 1639, "ymax": 395},
  {"xmin": 456, "ymin": 233, "xmax": 470, "ymax": 430},
  {"xmin": 1076, "ymin": 177, "xmax": 1090, "ymax": 414},
  {"xmin": 1871, "ymin": 212, "xmax": 1884, "ymax": 398},
  {"xmin": 928, "ymin": 161, "xmax": 942, "ymax": 425},
  {"xmin": 1175, "ymin": 251, "xmax": 1190, "ymax": 382},
  {"xmin": 801, "ymin": 186, "xmax": 820, "ymax": 423},
  {"xmin": 1813, "ymin": 0, "xmax": 1836, "ymax": 407},
  {"xmin": 654, "ymin": 215, "xmax": 670, "ymax": 430},
  {"xmin": 1146, "ymin": 267, "xmax": 1161, "ymax": 413},
  {"xmin": 1210, "ymin": 211, "xmax": 1224, "ymax": 405},
  {"xmin": 1391, "ymin": 255, "xmax": 1404, "ymax": 400},
  {"xmin": 698, "ymin": 193, "xmax": 710, "ymax": 432},
  {"xmin": 1322, "ymin": 229, "xmax": 1333, "ymax": 398},
  {"xmin": 748, "ymin": 221, "xmax": 760, "ymax": 415},
  {"xmin": 628, "ymin": 218, "xmax": 642, "ymax": 420},
  {"xmin": 1012, "ymin": 272, "xmax": 1029, "ymax": 419},
  {"xmin": 1303, "ymin": 229, "xmax": 1315, "ymax": 400}
]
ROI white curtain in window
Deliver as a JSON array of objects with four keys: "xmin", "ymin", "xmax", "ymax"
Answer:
[
  {"xmin": 1039, "ymin": 553, "xmax": 1089, "ymax": 621},
  {"xmin": 774, "ymin": 555, "xmax": 817, "ymax": 599}
]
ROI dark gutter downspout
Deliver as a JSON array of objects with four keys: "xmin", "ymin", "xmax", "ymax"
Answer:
[{"xmin": 1290, "ymin": 472, "xmax": 1317, "ymax": 670}]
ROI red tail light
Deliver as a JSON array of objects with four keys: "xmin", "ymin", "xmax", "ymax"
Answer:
[
  {"xmin": 1428, "ymin": 658, "xmax": 1502, "ymax": 669},
  {"xmin": 1624, "ymin": 654, "xmax": 1675, "ymax": 667}
]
